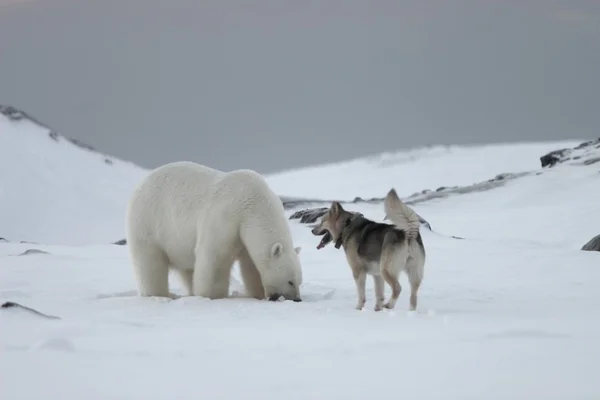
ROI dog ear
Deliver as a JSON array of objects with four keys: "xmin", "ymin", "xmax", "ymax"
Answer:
[
  {"xmin": 271, "ymin": 242, "xmax": 283, "ymax": 258},
  {"xmin": 330, "ymin": 201, "xmax": 343, "ymax": 216},
  {"xmin": 294, "ymin": 246, "xmax": 302, "ymax": 255}
]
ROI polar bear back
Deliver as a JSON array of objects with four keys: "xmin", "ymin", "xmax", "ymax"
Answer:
[{"xmin": 126, "ymin": 162, "xmax": 222, "ymax": 256}]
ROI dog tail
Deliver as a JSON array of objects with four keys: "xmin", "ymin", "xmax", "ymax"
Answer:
[{"xmin": 384, "ymin": 188, "xmax": 420, "ymax": 239}]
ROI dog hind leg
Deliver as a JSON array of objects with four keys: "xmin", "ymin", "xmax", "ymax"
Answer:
[
  {"xmin": 406, "ymin": 255, "xmax": 425, "ymax": 311},
  {"xmin": 373, "ymin": 275, "xmax": 386, "ymax": 311},
  {"xmin": 381, "ymin": 239, "xmax": 408, "ymax": 310}
]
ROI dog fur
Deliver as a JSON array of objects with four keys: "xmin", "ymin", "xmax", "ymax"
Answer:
[{"xmin": 312, "ymin": 189, "xmax": 426, "ymax": 311}]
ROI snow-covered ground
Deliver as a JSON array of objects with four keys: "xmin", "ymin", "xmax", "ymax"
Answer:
[
  {"xmin": 1, "ymin": 112, "xmax": 599, "ymax": 399},
  {"xmin": 0, "ymin": 110, "xmax": 145, "ymax": 245}
]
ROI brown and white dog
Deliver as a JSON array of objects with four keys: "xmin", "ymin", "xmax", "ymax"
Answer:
[{"xmin": 312, "ymin": 189, "xmax": 426, "ymax": 311}]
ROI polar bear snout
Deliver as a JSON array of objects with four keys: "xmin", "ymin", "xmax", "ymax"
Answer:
[
  {"xmin": 267, "ymin": 293, "xmax": 302, "ymax": 302},
  {"xmin": 268, "ymin": 294, "xmax": 283, "ymax": 302}
]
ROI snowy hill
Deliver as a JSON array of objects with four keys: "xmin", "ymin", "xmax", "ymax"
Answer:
[
  {"xmin": 266, "ymin": 140, "xmax": 582, "ymax": 200},
  {"xmin": 0, "ymin": 106, "xmax": 146, "ymax": 245},
  {"xmin": 1, "ymin": 104, "xmax": 584, "ymax": 246},
  {"xmin": 2, "ymin": 107, "xmax": 600, "ymax": 399}
]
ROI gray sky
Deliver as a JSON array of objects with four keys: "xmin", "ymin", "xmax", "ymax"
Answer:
[{"xmin": 1, "ymin": 0, "xmax": 599, "ymax": 174}]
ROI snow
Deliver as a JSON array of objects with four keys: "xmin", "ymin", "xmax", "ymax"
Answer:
[
  {"xmin": 0, "ymin": 113, "xmax": 146, "ymax": 245},
  {"xmin": 1, "ymin": 113, "xmax": 600, "ymax": 399},
  {"xmin": 265, "ymin": 141, "xmax": 582, "ymax": 200}
]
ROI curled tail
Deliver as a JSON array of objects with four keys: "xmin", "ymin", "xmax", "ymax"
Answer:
[{"xmin": 384, "ymin": 188, "xmax": 421, "ymax": 239}]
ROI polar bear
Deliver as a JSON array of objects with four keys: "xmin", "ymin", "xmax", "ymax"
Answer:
[{"xmin": 125, "ymin": 161, "xmax": 303, "ymax": 302}]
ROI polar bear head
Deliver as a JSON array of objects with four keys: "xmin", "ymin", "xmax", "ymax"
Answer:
[{"xmin": 259, "ymin": 243, "xmax": 303, "ymax": 302}]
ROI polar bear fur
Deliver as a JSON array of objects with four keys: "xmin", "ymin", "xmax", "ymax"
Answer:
[{"xmin": 126, "ymin": 161, "xmax": 303, "ymax": 302}]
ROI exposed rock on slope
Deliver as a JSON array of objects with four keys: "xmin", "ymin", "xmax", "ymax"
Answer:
[
  {"xmin": 540, "ymin": 138, "xmax": 600, "ymax": 168},
  {"xmin": 581, "ymin": 234, "xmax": 600, "ymax": 252},
  {"xmin": 0, "ymin": 105, "xmax": 117, "ymax": 165},
  {"xmin": 286, "ymin": 172, "xmax": 527, "ymax": 228},
  {"xmin": 288, "ymin": 139, "xmax": 600, "ymax": 240}
]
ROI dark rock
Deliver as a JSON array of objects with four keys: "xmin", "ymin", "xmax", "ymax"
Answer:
[
  {"xmin": 1, "ymin": 301, "xmax": 61, "ymax": 320},
  {"xmin": 67, "ymin": 137, "xmax": 97, "ymax": 152},
  {"xmin": 584, "ymin": 157, "xmax": 600, "ymax": 166},
  {"xmin": 540, "ymin": 138, "xmax": 600, "ymax": 168},
  {"xmin": 0, "ymin": 105, "xmax": 28, "ymax": 121},
  {"xmin": 289, "ymin": 208, "xmax": 328, "ymax": 224},
  {"xmin": 0, "ymin": 237, "xmax": 8, "ymax": 243},
  {"xmin": 113, "ymin": 239, "xmax": 127, "ymax": 245},
  {"xmin": 1, "ymin": 104, "xmax": 111, "ymax": 161},
  {"xmin": 0, "ymin": 105, "xmax": 54, "ymax": 131},
  {"xmin": 493, "ymin": 173, "xmax": 510, "ymax": 181},
  {"xmin": 540, "ymin": 149, "xmax": 568, "ymax": 168},
  {"xmin": 581, "ymin": 234, "xmax": 600, "ymax": 252},
  {"xmin": 17, "ymin": 249, "xmax": 50, "ymax": 256},
  {"xmin": 575, "ymin": 140, "xmax": 597, "ymax": 150},
  {"xmin": 104, "ymin": 158, "xmax": 114, "ymax": 165}
]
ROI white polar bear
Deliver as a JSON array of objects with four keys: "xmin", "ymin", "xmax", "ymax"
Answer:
[{"xmin": 125, "ymin": 161, "xmax": 303, "ymax": 302}]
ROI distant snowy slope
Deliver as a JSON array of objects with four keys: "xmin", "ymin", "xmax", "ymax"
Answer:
[
  {"xmin": 266, "ymin": 141, "xmax": 582, "ymax": 200},
  {"xmin": 0, "ymin": 104, "xmax": 591, "ymax": 247},
  {"xmin": 0, "ymin": 107, "xmax": 146, "ymax": 245}
]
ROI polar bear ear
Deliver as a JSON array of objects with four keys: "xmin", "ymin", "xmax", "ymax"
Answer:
[
  {"xmin": 294, "ymin": 246, "xmax": 302, "ymax": 255},
  {"xmin": 271, "ymin": 242, "xmax": 284, "ymax": 258}
]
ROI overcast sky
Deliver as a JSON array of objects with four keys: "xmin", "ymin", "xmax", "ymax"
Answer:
[{"xmin": 1, "ymin": 0, "xmax": 599, "ymax": 174}]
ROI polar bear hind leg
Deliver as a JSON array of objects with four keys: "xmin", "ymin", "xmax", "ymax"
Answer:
[
  {"xmin": 237, "ymin": 246, "xmax": 265, "ymax": 300},
  {"xmin": 130, "ymin": 242, "xmax": 170, "ymax": 298}
]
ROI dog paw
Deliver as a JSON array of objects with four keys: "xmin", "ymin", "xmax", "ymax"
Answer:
[
  {"xmin": 374, "ymin": 305, "xmax": 383, "ymax": 312},
  {"xmin": 384, "ymin": 302, "xmax": 395, "ymax": 310},
  {"xmin": 355, "ymin": 304, "xmax": 364, "ymax": 311}
]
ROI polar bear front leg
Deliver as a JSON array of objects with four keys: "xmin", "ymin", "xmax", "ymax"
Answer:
[
  {"xmin": 193, "ymin": 252, "xmax": 235, "ymax": 299},
  {"xmin": 237, "ymin": 246, "xmax": 265, "ymax": 300},
  {"xmin": 192, "ymin": 232, "xmax": 239, "ymax": 300}
]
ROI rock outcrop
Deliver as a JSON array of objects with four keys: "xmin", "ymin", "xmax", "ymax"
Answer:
[
  {"xmin": 581, "ymin": 234, "xmax": 600, "ymax": 252},
  {"xmin": 540, "ymin": 138, "xmax": 600, "ymax": 168},
  {"xmin": 1, "ymin": 104, "xmax": 115, "ymax": 165}
]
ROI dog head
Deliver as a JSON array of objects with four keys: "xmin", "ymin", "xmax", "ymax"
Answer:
[{"xmin": 311, "ymin": 201, "xmax": 359, "ymax": 250}]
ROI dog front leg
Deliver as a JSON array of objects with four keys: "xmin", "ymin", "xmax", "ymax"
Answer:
[{"xmin": 353, "ymin": 270, "xmax": 367, "ymax": 310}]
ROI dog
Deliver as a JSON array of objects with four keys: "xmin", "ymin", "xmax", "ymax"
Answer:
[{"xmin": 311, "ymin": 189, "xmax": 426, "ymax": 311}]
